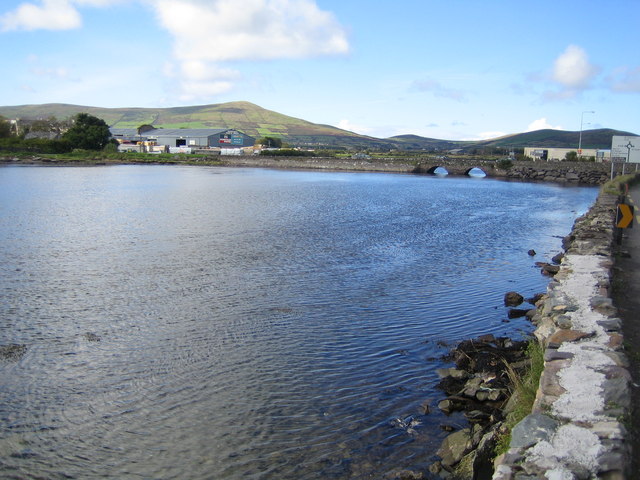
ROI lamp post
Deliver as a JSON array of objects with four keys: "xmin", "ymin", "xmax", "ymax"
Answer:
[{"xmin": 578, "ymin": 110, "xmax": 595, "ymax": 157}]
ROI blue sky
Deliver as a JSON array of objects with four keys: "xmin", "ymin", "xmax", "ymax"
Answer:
[{"xmin": 1, "ymin": 0, "xmax": 638, "ymax": 140}]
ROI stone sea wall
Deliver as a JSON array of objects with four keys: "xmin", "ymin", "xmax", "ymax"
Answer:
[
  {"xmin": 492, "ymin": 190, "xmax": 631, "ymax": 479},
  {"xmin": 493, "ymin": 162, "xmax": 613, "ymax": 185}
]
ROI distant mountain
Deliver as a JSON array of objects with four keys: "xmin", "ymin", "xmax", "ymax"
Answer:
[
  {"xmin": 387, "ymin": 134, "xmax": 471, "ymax": 151},
  {"xmin": 475, "ymin": 128, "xmax": 637, "ymax": 150},
  {"xmin": 0, "ymin": 101, "xmax": 636, "ymax": 150},
  {"xmin": 389, "ymin": 128, "xmax": 638, "ymax": 151}
]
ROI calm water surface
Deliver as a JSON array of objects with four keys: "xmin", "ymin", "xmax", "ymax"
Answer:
[{"xmin": 0, "ymin": 165, "xmax": 597, "ymax": 479}]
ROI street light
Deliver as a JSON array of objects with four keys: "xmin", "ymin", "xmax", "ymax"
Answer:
[{"xmin": 578, "ymin": 110, "xmax": 595, "ymax": 157}]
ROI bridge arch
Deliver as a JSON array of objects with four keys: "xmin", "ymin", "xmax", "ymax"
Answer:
[
  {"xmin": 426, "ymin": 166, "xmax": 448, "ymax": 175},
  {"xmin": 465, "ymin": 167, "xmax": 487, "ymax": 177}
]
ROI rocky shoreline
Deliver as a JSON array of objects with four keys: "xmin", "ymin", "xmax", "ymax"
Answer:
[
  {"xmin": 431, "ymin": 334, "xmax": 532, "ymax": 479},
  {"xmin": 427, "ymin": 287, "xmax": 551, "ymax": 479},
  {"xmin": 425, "ymin": 183, "xmax": 634, "ymax": 479}
]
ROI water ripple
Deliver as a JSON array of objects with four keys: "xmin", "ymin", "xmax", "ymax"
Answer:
[{"xmin": 0, "ymin": 165, "xmax": 597, "ymax": 479}]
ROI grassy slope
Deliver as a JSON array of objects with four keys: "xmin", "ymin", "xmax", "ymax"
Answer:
[
  {"xmin": 1, "ymin": 102, "xmax": 637, "ymax": 150},
  {"xmin": 0, "ymin": 101, "xmax": 366, "ymax": 144}
]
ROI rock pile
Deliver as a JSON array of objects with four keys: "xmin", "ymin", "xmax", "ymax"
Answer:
[{"xmin": 429, "ymin": 334, "xmax": 532, "ymax": 479}]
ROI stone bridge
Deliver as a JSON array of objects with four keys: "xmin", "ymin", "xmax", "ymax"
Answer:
[
  {"xmin": 411, "ymin": 159, "xmax": 621, "ymax": 185},
  {"xmin": 218, "ymin": 156, "xmax": 625, "ymax": 186}
]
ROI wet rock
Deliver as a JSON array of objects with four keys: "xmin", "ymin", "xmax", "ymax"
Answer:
[
  {"xmin": 552, "ymin": 252, "xmax": 564, "ymax": 264},
  {"xmin": 437, "ymin": 428, "xmax": 472, "ymax": 467},
  {"xmin": 478, "ymin": 333, "xmax": 496, "ymax": 343},
  {"xmin": 473, "ymin": 429, "xmax": 499, "ymax": 479},
  {"xmin": 438, "ymin": 396, "xmax": 469, "ymax": 414},
  {"xmin": 0, "ymin": 344, "xmax": 27, "ymax": 361},
  {"xmin": 433, "ymin": 335, "xmax": 534, "ymax": 476},
  {"xmin": 508, "ymin": 308, "xmax": 529, "ymax": 319},
  {"xmin": 526, "ymin": 293, "xmax": 546, "ymax": 305},
  {"xmin": 504, "ymin": 291, "xmax": 524, "ymax": 307},
  {"xmin": 527, "ymin": 249, "xmax": 536, "ymax": 256},
  {"xmin": 464, "ymin": 410, "xmax": 492, "ymax": 423},
  {"xmin": 384, "ymin": 469, "xmax": 425, "ymax": 480},
  {"xmin": 536, "ymin": 262, "xmax": 560, "ymax": 276}
]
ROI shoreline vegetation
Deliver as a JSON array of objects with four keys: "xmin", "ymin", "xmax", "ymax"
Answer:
[{"xmin": 1, "ymin": 152, "xmax": 624, "ymax": 479}]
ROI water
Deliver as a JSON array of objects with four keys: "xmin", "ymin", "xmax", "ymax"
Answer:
[{"xmin": 0, "ymin": 165, "xmax": 597, "ymax": 479}]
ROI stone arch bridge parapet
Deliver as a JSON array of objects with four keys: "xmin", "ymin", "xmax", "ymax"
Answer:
[{"xmin": 412, "ymin": 159, "xmax": 619, "ymax": 185}]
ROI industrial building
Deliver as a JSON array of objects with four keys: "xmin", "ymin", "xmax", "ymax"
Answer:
[
  {"xmin": 523, "ymin": 147, "xmax": 611, "ymax": 162},
  {"xmin": 110, "ymin": 127, "xmax": 255, "ymax": 153}
]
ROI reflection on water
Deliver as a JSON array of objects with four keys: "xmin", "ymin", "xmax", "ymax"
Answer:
[{"xmin": 0, "ymin": 165, "xmax": 597, "ymax": 479}]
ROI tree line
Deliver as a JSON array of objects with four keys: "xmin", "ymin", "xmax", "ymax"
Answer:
[{"xmin": 0, "ymin": 113, "xmax": 114, "ymax": 154}]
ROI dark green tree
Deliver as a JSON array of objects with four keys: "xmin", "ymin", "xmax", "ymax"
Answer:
[
  {"xmin": 0, "ymin": 116, "xmax": 12, "ymax": 138},
  {"xmin": 62, "ymin": 113, "xmax": 111, "ymax": 150},
  {"xmin": 257, "ymin": 136, "xmax": 283, "ymax": 148},
  {"xmin": 564, "ymin": 151, "xmax": 578, "ymax": 162}
]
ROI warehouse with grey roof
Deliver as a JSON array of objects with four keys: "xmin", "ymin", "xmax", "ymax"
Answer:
[{"xmin": 110, "ymin": 127, "xmax": 255, "ymax": 151}]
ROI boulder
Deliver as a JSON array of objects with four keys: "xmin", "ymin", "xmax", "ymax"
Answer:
[
  {"xmin": 504, "ymin": 291, "xmax": 524, "ymax": 307},
  {"xmin": 437, "ymin": 428, "xmax": 472, "ymax": 466},
  {"xmin": 536, "ymin": 262, "xmax": 560, "ymax": 275}
]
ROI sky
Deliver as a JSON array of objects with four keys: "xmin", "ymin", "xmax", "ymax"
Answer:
[{"xmin": 0, "ymin": 0, "xmax": 638, "ymax": 141}]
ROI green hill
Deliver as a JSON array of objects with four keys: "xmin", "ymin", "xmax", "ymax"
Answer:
[
  {"xmin": 0, "ymin": 101, "xmax": 636, "ymax": 150},
  {"xmin": 389, "ymin": 128, "xmax": 638, "ymax": 151},
  {"xmin": 0, "ymin": 101, "xmax": 384, "ymax": 148}
]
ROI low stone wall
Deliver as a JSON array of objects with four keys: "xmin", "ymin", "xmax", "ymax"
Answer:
[{"xmin": 493, "ymin": 191, "xmax": 631, "ymax": 479}]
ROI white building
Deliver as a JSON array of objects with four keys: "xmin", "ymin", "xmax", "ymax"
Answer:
[{"xmin": 523, "ymin": 147, "xmax": 611, "ymax": 162}]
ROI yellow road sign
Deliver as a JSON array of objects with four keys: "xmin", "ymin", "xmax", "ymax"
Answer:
[{"xmin": 616, "ymin": 203, "xmax": 634, "ymax": 229}]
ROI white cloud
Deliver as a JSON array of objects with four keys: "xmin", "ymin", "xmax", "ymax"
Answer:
[
  {"xmin": 336, "ymin": 119, "xmax": 373, "ymax": 135},
  {"xmin": 151, "ymin": 0, "xmax": 348, "ymax": 62},
  {"xmin": 149, "ymin": 0, "xmax": 349, "ymax": 101},
  {"xmin": 0, "ymin": 0, "xmax": 124, "ymax": 32},
  {"xmin": 0, "ymin": 0, "xmax": 82, "ymax": 31},
  {"xmin": 527, "ymin": 118, "xmax": 563, "ymax": 131},
  {"xmin": 474, "ymin": 131, "xmax": 507, "ymax": 140},
  {"xmin": 552, "ymin": 45, "xmax": 599, "ymax": 90},
  {"xmin": 167, "ymin": 60, "xmax": 241, "ymax": 100}
]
